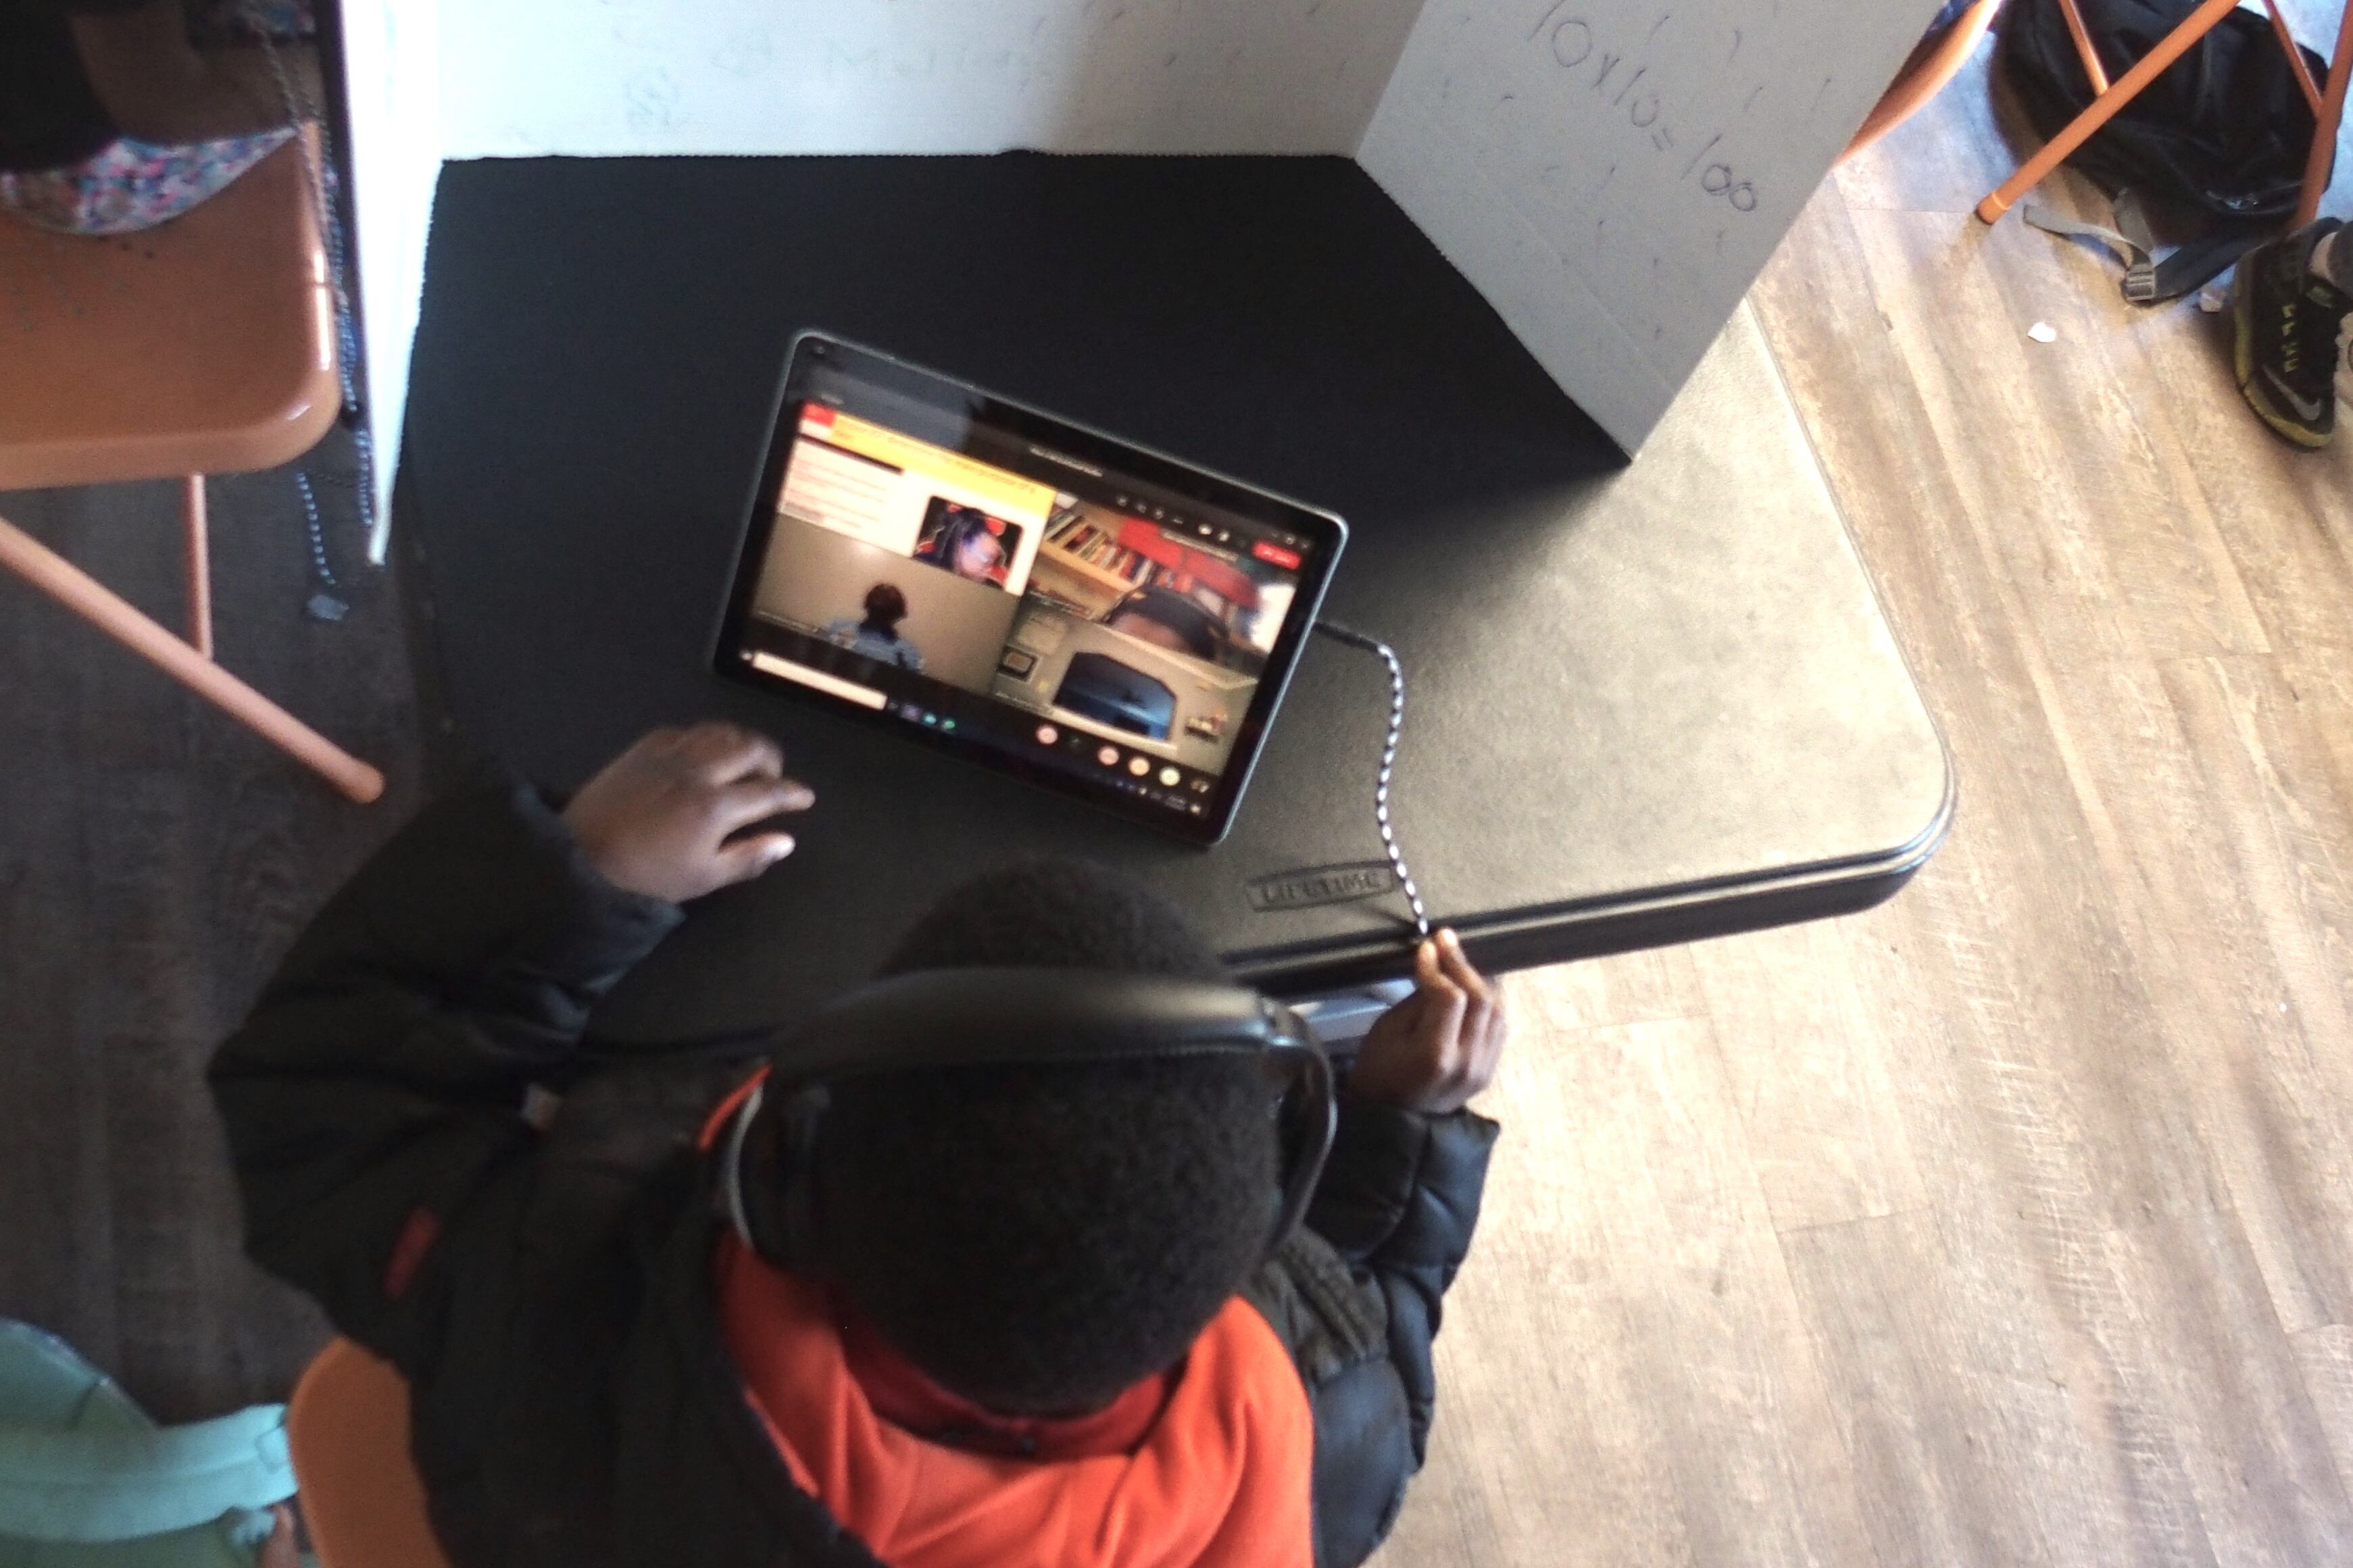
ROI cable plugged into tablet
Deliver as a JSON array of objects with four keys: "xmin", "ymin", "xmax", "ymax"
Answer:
[{"xmin": 1312, "ymin": 620, "xmax": 1431, "ymax": 942}]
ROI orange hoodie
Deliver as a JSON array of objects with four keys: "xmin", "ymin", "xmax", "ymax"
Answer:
[{"xmin": 706, "ymin": 1092, "xmax": 1316, "ymax": 1568}]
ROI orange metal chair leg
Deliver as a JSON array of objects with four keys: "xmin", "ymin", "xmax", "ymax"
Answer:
[
  {"xmin": 2262, "ymin": 0, "xmax": 2328, "ymax": 116},
  {"xmin": 182, "ymin": 475, "xmax": 213, "ymax": 659},
  {"xmin": 2056, "ymin": 0, "xmax": 2113, "ymax": 94},
  {"xmin": 1979, "ymin": 0, "xmax": 2246, "ymax": 222},
  {"xmin": 2296, "ymin": 0, "xmax": 2353, "ymax": 228},
  {"xmin": 0, "ymin": 510, "xmax": 384, "ymax": 804}
]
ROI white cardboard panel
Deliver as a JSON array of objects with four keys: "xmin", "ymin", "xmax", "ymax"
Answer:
[
  {"xmin": 352, "ymin": 0, "xmax": 1937, "ymax": 532},
  {"xmin": 338, "ymin": 0, "xmax": 441, "ymax": 556},
  {"xmin": 1360, "ymin": 0, "xmax": 1943, "ymax": 449},
  {"xmin": 1360, "ymin": 92, "xmax": 1669, "ymax": 451},
  {"xmin": 437, "ymin": 0, "xmax": 1427, "ymax": 157}
]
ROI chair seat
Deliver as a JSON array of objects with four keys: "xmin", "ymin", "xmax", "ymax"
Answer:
[
  {"xmin": 0, "ymin": 131, "xmax": 339, "ymax": 491},
  {"xmin": 285, "ymin": 1340, "xmax": 451, "ymax": 1568}
]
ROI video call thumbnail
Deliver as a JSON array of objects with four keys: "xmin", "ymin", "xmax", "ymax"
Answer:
[
  {"xmin": 752, "ymin": 519, "xmax": 1018, "ymax": 695},
  {"xmin": 1024, "ymin": 497, "xmax": 1298, "ymax": 676},
  {"xmin": 913, "ymin": 499, "xmax": 1024, "ymax": 591},
  {"xmin": 779, "ymin": 405, "xmax": 1048, "ymax": 599}
]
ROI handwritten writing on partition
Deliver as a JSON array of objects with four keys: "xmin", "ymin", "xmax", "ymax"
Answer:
[{"xmin": 1524, "ymin": 3, "xmax": 1758, "ymax": 213}]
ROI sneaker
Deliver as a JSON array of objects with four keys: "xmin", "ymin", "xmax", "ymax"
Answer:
[{"xmin": 2233, "ymin": 218, "xmax": 2353, "ymax": 449}]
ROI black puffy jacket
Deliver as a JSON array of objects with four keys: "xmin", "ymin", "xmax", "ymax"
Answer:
[{"xmin": 209, "ymin": 781, "xmax": 1497, "ymax": 1568}]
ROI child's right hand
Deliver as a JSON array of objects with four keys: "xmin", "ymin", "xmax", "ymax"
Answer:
[
  {"xmin": 1347, "ymin": 930, "xmax": 1507, "ymax": 1114},
  {"xmin": 562, "ymin": 724, "xmax": 816, "ymax": 903}
]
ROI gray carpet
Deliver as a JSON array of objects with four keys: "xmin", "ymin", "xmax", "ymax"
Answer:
[{"xmin": 0, "ymin": 430, "xmax": 423, "ymax": 1421}]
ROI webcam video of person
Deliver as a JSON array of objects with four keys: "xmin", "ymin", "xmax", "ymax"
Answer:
[{"xmin": 741, "ymin": 403, "xmax": 1306, "ymax": 807}]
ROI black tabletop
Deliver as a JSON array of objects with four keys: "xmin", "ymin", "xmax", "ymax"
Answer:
[{"xmin": 399, "ymin": 153, "xmax": 1951, "ymax": 1041}]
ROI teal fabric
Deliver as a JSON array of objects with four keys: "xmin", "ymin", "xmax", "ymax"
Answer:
[{"xmin": 0, "ymin": 1321, "xmax": 295, "ymax": 1568}]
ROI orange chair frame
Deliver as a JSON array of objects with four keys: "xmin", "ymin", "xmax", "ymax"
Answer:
[
  {"xmin": 0, "ymin": 130, "xmax": 384, "ymax": 804},
  {"xmin": 1979, "ymin": 0, "xmax": 2353, "ymax": 228}
]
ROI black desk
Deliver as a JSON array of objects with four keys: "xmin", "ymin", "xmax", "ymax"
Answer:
[{"xmin": 400, "ymin": 155, "xmax": 1950, "ymax": 1040}]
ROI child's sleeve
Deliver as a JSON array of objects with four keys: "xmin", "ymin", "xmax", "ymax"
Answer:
[
  {"xmin": 1306, "ymin": 1094, "xmax": 1501, "ymax": 1459},
  {"xmin": 1249, "ymin": 1094, "xmax": 1499, "ymax": 1567},
  {"xmin": 207, "ymin": 776, "xmax": 682, "ymax": 1373}
]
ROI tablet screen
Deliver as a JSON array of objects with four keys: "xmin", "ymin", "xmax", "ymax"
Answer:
[{"xmin": 716, "ymin": 334, "xmax": 1346, "ymax": 844}]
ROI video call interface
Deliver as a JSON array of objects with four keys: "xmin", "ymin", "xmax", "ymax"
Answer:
[{"xmin": 728, "ymin": 393, "xmax": 1314, "ymax": 823}]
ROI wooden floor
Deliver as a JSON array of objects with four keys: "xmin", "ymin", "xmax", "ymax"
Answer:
[
  {"xmin": 1374, "ymin": 30, "xmax": 2353, "ymax": 1568},
  {"xmin": 1, "ymin": 27, "xmax": 2348, "ymax": 1568}
]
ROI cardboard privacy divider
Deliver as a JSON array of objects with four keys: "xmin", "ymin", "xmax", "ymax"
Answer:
[
  {"xmin": 347, "ymin": 0, "xmax": 1943, "ymax": 552},
  {"xmin": 1360, "ymin": 1, "xmax": 1942, "ymax": 453}
]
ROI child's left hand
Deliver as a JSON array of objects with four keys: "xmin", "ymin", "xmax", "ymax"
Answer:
[
  {"xmin": 562, "ymin": 724, "xmax": 816, "ymax": 903},
  {"xmin": 1347, "ymin": 930, "xmax": 1507, "ymax": 1115}
]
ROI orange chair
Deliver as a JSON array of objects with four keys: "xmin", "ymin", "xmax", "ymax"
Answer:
[
  {"xmin": 1978, "ymin": 0, "xmax": 2353, "ymax": 228},
  {"xmin": 285, "ymin": 1338, "xmax": 452, "ymax": 1568},
  {"xmin": 1843, "ymin": 0, "xmax": 2006, "ymax": 163},
  {"xmin": 0, "ymin": 128, "xmax": 384, "ymax": 803}
]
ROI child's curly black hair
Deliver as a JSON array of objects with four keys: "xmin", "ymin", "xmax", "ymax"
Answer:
[{"xmin": 810, "ymin": 859, "xmax": 1279, "ymax": 1416}]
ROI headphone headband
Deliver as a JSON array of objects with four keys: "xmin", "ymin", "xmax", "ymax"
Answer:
[{"xmin": 729, "ymin": 967, "xmax": 1336, "ymax": 1278}]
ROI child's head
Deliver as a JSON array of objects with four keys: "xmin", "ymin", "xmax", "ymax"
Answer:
[
  {"xmin": 862, "ymin": 582, "xmax": 910, "ymax": 630},
  {"xmin": 806, "ymin": 859, "xmax": 1279, "ymax": 1416}
]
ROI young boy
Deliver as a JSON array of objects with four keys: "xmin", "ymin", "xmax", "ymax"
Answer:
[{"xmin": 210, "ymin": 722, "xmax": 1505, "ymax": 1568}]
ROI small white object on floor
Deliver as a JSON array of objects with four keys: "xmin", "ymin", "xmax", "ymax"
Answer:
[
  {"xmin": 2027, "ymin": 321, "xmax": 2058, "ymax": 343},
  {"xmin": 2196, "ymin": 285, "xmax": 2227, "ymax": 314}
]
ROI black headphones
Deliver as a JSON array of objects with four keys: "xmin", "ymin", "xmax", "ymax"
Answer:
[{"xmin": 716, "ymin": 967, "xmax": 1336, "ymax": 1278}]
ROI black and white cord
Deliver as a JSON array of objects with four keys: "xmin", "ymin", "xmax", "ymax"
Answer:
[
  {"xmin": 293, "ymin": 470, "xmax": 348, "ymax": 621},
  {"xmin": 1312, "ymin": 620, "xmax": 1431, "ymax": 942}
]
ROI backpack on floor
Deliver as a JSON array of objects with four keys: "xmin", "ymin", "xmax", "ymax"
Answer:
[
  {"xmin": 0, "ymin": 1321, "xmax": 296, "ymax": 1568},
  {"xmin": 2000, "ymin": 0, "xmax": 2332, "ymax": 299},
  {"xmin": 2002, "ymin": 0, "xmax": 2328, "ymax": 220}
]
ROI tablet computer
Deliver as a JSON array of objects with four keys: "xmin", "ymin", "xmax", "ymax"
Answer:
[{"xmin": 716, "ymin": 333, "xmax": 1347, "ymax": 844}]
